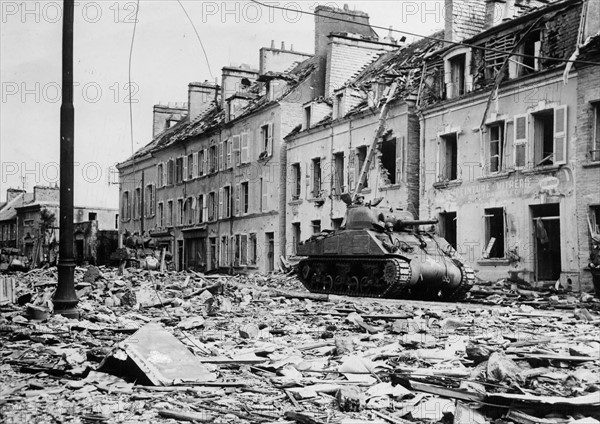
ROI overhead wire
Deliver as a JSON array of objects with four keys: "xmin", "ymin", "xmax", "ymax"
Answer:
[
  {"xmin": 249, "ymin": 0, "xmax": 600, "ymax": 67},
  {"xmin": 127, "ymin": 0, "xmax": 140, "ymax": 235},
  {"xmin": 177, "ymin": 0, "xmax": 214, "ymax": 79}
]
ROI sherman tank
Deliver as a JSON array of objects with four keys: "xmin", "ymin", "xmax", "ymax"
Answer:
[{"xmin": 296, "ymin": 200, "xmax": 475, "ymax": 301}]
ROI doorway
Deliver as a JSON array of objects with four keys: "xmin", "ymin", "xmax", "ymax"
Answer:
[
  {"xmin": 531, "ymin": 204, "xmax": 561, "ymax": 281},
  {"xmin": 265, "ymin": 232, "xmax": 274, "ymax": 272},
  {"xmin": 177, "ymin": 240, "xmax": 184, "ymax": 271}
]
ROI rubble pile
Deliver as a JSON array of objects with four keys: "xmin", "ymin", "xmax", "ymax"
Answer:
[{"xmin": 1, "ymin": 267, "xmax": 599, "ymax": 423}]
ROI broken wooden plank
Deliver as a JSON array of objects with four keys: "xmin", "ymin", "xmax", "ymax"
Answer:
[{"xmin": 157, "ymin": 408, "xmax": 214, "ymax": 422}]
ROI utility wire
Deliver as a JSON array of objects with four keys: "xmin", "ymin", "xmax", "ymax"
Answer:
[
  {"xmin": 177, "ymin": 0, "xmax": 214, "ymax": 79},
  {"xmin": 127, "ymin": 0, "xmax": 140, "ymax": 234},
  {"xmin": 249, "ymin": 0, "xmax": 600, "ymax": 67}
]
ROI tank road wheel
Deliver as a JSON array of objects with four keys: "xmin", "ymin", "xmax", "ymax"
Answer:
[
  {"xmin": 334, "ymin": 275, "xmax": 343, "ymax": 290},
  {"xmin": 310, "ymin": 273, "xmax": 321, "ymax": 290},
  {"xmin": 300, "ymin": 263, "xmax": 313, "ymax": 281},
  {"xmin": 323, "ymin": 275, "xmax": 334, "ymax": 291},
  {"xmin": 359, "ymin": 276, "xmax": 370, "ymax": 294},
  {"xmin": 348, "ymin": 276, "xmax": 360, "ymax": 294}
]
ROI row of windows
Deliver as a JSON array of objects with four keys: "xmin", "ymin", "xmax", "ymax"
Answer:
[
  {"xmin": 219, "ymin": 233, "xmax": 258, "ymax": 267},
  {"xmin": 437, "ymin": 105, "xmax": 573, "ymax": 182},
  {"xmin": 155, "ymin": 124, "xmax": 274, "ymax": 188},
  {"xmin": 122, "ymin": 179, "xmax": 268, "ymax": 225},
  {"xmin": 289, "ymin": 139, "xmax": 402, "ymax": 201}
]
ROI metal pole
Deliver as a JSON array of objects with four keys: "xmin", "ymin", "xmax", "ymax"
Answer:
[{"xmin": 53, "ymin": 0, "xmax": 78, "ymax": 318}]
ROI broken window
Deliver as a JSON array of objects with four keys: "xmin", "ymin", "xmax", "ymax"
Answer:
[
  {"xmin": 380, "ymin": 138, "xmax": 397, "ymax": 185},
  {"xmin": 448, "ymin": 54, "xmax": 466, "ymax": 98},
  {"xmin": 356, "ymin": 146, "xmax": 368, "ymax": 188},
  {"xmin": 133, "ymin": 188, "xmax": 141, "ymax": 219},
  {"xmin": 248, "ymin": 233, "xmax": 257, "ymax": 265},
  {"xmin": 333, "ymin": 153, "xmax": 344, "ymax": 194},
  {"xmin": 291, "ymin": 163, "xmax": 301, "ymax": 200},
  {"xmin": 158, "ymin": 202, "xmax": 164, "ymax": 227},
  {"xmin": 157, "ymin": 163, "xmax": 164, "ymax": 187},
  {"xmin": 592, "ymin": 103, "xmax": 600, "ymax": 161},
  {"xmin": 240, "ymin": 182, "xmax": 249, "ymax": 214},
  {"xmin": 291, "ymin": 222, "xmax": 301, "ymax": 255},
  {"xmin": 121, "ymin": 191, "xmax": 130, "ymax": 220},
  {"xmin": 532, "ymin": 107, "xmax": 567, "ymax": 167},
  {"xmin": 514, "ymin": 31, "xmax": 541, "ymax": 78},
  {"xmin": 167, "ymin": 200, "xmax": 173, "ymax": 227},
  {"xmin": 312, "ymin": 220, "xmax": 321, "ymax": 235},
  {"xmin": 175, "ymin": 157, "xmax": 184, "ymax": 183},
  {"xmin": 439, "ymin": 211, "xmax": 457, "ymax": 250},
  {"xmin": 311, "ymin": 158, "xmax": 322, "ymax": 198},
  {"xmin": 261, "ymin": 123, "xmax": 273, "ymax": 157},
  {"xmin": 305, "ymin": 106, "xmax": 312, "ymax": 129},
  {"xmin": 208, "ymin": 192, "xmax": 216, "ymax": 221},
  {"xmin": 483, "ymin": 207, "xmax": 505, "ymax": 259},
  {"xmin": 488, "ymin": 123, "xmax": 505, "ymax": 173},
  {"xmin": 439, "ymin": 133, "xmax": 458, "ymax": 181}
]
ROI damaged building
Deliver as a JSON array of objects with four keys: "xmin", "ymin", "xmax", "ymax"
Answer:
[
  {"xmin": 117, "ymin": 5, "xmax": 398, "ymax": 273},
  {"xmin": 418, "ymin": 0, "xmax": 599, "ymax": 290}
]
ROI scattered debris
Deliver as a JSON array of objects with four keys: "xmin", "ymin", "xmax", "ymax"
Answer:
[{"xmin": 0, "ymin": 265, "xmax": 599, "ymax": 423}]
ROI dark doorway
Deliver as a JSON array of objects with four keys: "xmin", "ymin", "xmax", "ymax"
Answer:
[
  {"xmin": 266, "ymin": 232, "xmax": 274, "ymax": 272},
  {"xmin": 439, "ymin": 211, "xmax": 457, "ymax": 250},
  {"xmin": 531, "ymin": 204, "xmax": 561, "ymax": 281},
  {"xmin": 177, "ymin": 240, "xmax": 184, "ymax": 271}
]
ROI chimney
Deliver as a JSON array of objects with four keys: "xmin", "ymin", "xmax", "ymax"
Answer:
[
  {"xmin": 152, "ymin": 103, "xmax": 187, "ymax": 138},
  {"xmin": 188, "ymin": 81, "xmax": 219, "ymax": 120},
  {"xmin": 33, "ymin": 186, "xmax": 59, "ymax": 203},
  {"xmin": 444, "ymin": 0, "xmax": 486, "ymax": 43},
  {"xmin": 314, "ymin": 5, "xmax": 377, "ymax": 58},
  {"xmin": 6, "ymin": 189, "xmax": 25, "ymax": 203},
  {"xmin": 220, "ymin": 65, "xmax": 259, "ymax": 111},
  {"xmin": 259, "ymin": 45, "xmax": 312, "ymax": 75}
]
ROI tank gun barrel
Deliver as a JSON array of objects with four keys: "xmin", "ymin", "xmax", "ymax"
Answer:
[{"xmin": 397, "ymin": 219, "xmax": 439, "ymax": 226}]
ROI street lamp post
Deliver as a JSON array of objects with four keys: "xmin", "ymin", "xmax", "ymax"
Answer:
[{"xmin": 53, "ymin": 0, "xmax": 78, "ymax": 318}]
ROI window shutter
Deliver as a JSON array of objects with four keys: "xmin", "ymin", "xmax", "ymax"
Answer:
[
  {"xmin": 162, "ymin": 162, "xmax": 167, "ymax": 187},
  {"xmin": 183, "ymin": 156, "xmax": 188, "ymax": 181},
  {"xmin": 513, "ymin": 114, "xmax": 528, "ymax": 169},
  {"xmin": 202, "ymin": 195, "xmax": 207, "ymax": 223},
  {"xmin": 202, "ymin": 148, "xmax": 207, "ymax": 175},
  {"xmin": 193, "ymin": 152, "xmax": 198, "ymax": 178},
  {"xmin": 151, "ymin": 186, "xmax": 156, "ymax": 215},
  {"xmin": 553, "ymin": 106, "xmax": 567, "ymax": 165},
  {"xmin": 218, "ymin": 188, "xmax": 223, "ymax": 219},
  {"xmin": 396, "ymin": 157, "xmax": 403, "ymax": 183},
  {"xmin": 262, "ymin": 180, "xmax": 268, "ymax": 211},
  {"xmin": 219, "ymin": 142, "xmax": 224, "ymax": 171},
  {"xmin": 227, "ymin": 139, "xmax": 233, "ymax": 168},
  {"xmin": 241, "ymin": 133, "xmax": 249, "ymax": 163},
  {"xmin": 348, "ymin": 152, "xmax": 355, "ymax": 190},
  {"xmin": 235, "ymin": 184, "xmax": 241, "ymax": 216},
  {"xmin": 307, "ymin": 161, "xmax": 313, "ymax": 199},
  {"xmin": 233, "ymin": 135, "xmax": 241, "ymax": 166},
  {"xmin": 268, "ymin": 123, "xmax": 274, "ymax": 156}
]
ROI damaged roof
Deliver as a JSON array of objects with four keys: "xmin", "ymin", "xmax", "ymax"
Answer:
[{"xmin": 119, "ymin": 56, "xmax": 319, "ymax": 166}]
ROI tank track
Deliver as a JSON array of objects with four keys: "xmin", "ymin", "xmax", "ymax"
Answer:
[
  {"xmin": 297, "ymin": 257, "xmax": 475, "ymax": 301},
  {"xmin": 297, "ymin": 257, "xmax": 412, "ymax": 299}
]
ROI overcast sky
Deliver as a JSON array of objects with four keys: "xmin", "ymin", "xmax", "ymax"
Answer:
[{"xmin": 0, "ymin": 0, "xmax": 444, "ymax": 206}]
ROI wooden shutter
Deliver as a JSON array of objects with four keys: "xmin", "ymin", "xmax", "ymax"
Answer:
[
  {"xmin": 307, "ymin": 161, "xmax": 313, "ymax": 199},
  {"xmin": 226, "ymin": 140, "xmax": 232, "ymax": 168},
  {"xmin": 202, "ymin": 195, "xmax": 207, "ymax": 223},
  {"xmin": 348, "ymin": 152, "xmax": 355, "ymax": 191},
  {"xmin": 553, "ymin": 106, "xmax": 567, "ymax": 165},
  {"xmin": 202, "ymin": 148, "xmax": 207, "ymax": 175},
  {"xmin": 262, "ymin": 179, "xmax": 268, "ymax": 211},
  {"xmin": 233, "ymin": 135, "xmax": 241, "ymax": 166},
  {"xmin": 267, "ymin": 123, "xmax": 274, "ymax": 156},
  {"xmin": 235, "ymin": 184, "xmax": 241, "ymax": 216},
  {"xmin": 241, "ymin": 133, "xmax": 249, "ymax": 163},
  {"xmin": 219, "ymin": 142, "xmax": 224, "ymax": 171},
  {"xmin": 183, "ymin": 156, "xmax": 188, "ymax": 181},
  {"xmin": 193, "ymin": 152, "xmax": 198, "ymax": 178},
  {"xmin": 218, "ymin": 188, "xmax": 223, "ymax": 219},
  {"xmin": 162, "ymin": 162, "xmax": 167, "ymax": 187},
  {"xmin": 513, "ymin": 114, "xmax": 528, "ymax": 169}
]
